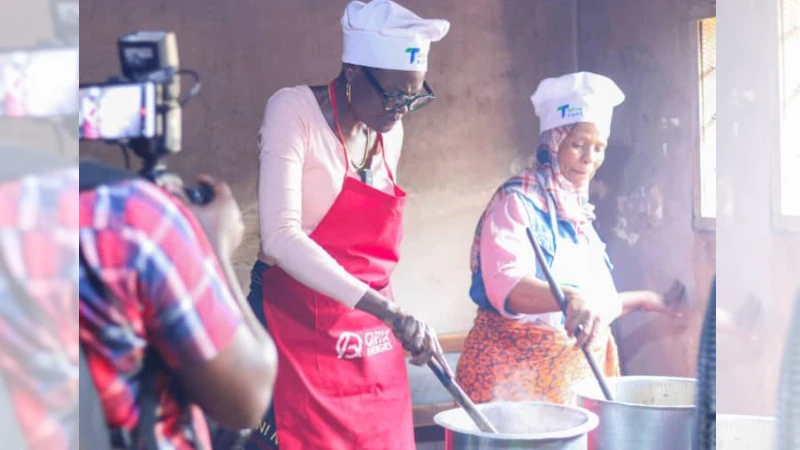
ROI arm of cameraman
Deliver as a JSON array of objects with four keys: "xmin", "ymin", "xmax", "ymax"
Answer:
[
  {"xmin": 183, "ymin": 175, "xmax": 273, "ymax": 346},
  {"xmin": 156, "ymin": 178, "xmax": 277, "ymax": 430},
  {"xmin": 186, "ymin": 249, "xmax": 278, "ymax": 430},
  {"xmin": 213, "ymin": 243, "xmax": 275, "ymax": 355}
]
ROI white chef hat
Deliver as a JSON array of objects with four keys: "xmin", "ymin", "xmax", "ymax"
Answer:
[
  {"xmin": 341, "ymin": 0, "xmax": 450, "ymax": 72},
  {"xmin": 531, "ymin": 72, "xmax": 625, "ymax": 137}
]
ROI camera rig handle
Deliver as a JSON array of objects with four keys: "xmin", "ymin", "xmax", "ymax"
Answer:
[
  {"xmin": 134, "ymin": 149, "xmax": 214, "ymax": 206},
  {"xmin": 184, "ymin": 183, "xmax": 214, "ymax": 205}
]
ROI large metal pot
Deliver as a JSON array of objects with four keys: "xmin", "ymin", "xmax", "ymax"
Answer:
[
  {"xmin": 433, "ymin": 401, "xmax": 599, "ymax": 450},
  {"xmin": 717, "ymin": 414, "xmax": 776, "ymax": 450},
  {"xmin": 572, "ymin": 376, "xmax": 696, "ymax": 450}
]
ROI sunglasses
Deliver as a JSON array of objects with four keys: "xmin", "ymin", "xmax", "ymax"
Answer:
[{"xmin": 361, "ymin": 66, "xmax": 436, "ymax": 113}]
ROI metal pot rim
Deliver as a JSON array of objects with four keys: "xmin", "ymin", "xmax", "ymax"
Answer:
[
  {"xmin": 573, "ymin": 376, "xmax": 697, "ymax": 410},
  {"xmin": 717, "ymin": 414, "xmax": 776, "ymax": 423},
  {"xmin": 433, "ymin": 401, "xmax": 599, "ymax": 441}
]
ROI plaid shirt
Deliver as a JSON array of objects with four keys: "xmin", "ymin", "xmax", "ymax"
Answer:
[
  {"xmin": 79, "ymin": 178, "xmax": 243, "ymax": 449},
  {"xmin": 0, "ymin": 167, "xmax": 80, "ymax": 450}
]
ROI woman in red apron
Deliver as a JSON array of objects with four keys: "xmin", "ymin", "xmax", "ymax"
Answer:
[{"xmin": 224, "ymin": 2, "xmax": 452, "ymax": 449}]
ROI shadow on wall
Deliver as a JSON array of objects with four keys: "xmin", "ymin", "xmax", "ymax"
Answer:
[
  {"xmin": 498, "ymin": 0, "xmax": 579, "ymax": 169},
  {"xmin": 78, "ymin": 0, "xmax": 348, "ymax": 191},
  {"xmin": 575, "ymin": 0, "xmax": 715, "ymax": 379}
]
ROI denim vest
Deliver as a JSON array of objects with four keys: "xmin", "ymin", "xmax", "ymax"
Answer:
[{"xmin": 469, "ymin": 176, "xmax": 618, "ymax": 327}]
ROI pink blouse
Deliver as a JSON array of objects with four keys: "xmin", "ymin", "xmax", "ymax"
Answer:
[
  {"xmin": 477, "ymin": 192, "xmax": 544, "ymax": 320},
  {"xmin": 257, "ymin": 86, "xmax": 403, "ymax": 309},
  {"xmin": 477, "ymin": 191, "xmax": 622, "ymax": 326}
]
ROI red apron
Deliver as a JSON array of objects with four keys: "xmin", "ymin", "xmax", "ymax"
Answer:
[{"xmin": 260, "ymin": 82, "xmax": 414, "ymax": 450}]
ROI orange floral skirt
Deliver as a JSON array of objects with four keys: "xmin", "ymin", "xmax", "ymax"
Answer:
[{"xmin": 455, "ymin": 309, "xmax": 620, "ymax": 405}]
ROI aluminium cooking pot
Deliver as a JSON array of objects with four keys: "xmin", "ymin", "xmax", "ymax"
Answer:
[
  {"xmin": 717, "ymin": 414, "xmax": 776, "ymax": 450},
  {"xmin": 572, "ymin": 376, "xmax": 696, "ymax": 450},
  {"xmin": 434, "ymin": 401, "xmax": 599, "ymax": 450}
]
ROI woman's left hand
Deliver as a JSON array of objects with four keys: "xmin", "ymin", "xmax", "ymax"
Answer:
[{"xmin": 636, "ymin": 281, "xmax": 687, "ymax": 317}]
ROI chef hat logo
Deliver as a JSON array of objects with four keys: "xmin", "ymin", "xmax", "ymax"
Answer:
[
  {"xmin": 405, "ymin": 47, "xmax": 423, "ymax": 64},
  {"xmin": 557, "ymin": 104, "xmax": 585, "ymax": 120}
]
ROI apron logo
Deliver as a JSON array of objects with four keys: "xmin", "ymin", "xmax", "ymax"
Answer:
[
  {"xmin": 364, "ymin": 329, "xmax": 393, "ymax": 357},
  {"xmin": 335, "ymin": 330, "xmax": 394, "ymax": 359},
  {"xmin": 336, "ymin": 332, "xmax": 363, "ymax": 359}
]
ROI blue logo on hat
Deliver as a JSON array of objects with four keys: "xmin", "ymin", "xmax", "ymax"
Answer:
[
  {"xmin": 405, "ymin": 47, "xmax": 421, "ymax": 64},
  {"xmin": 557, "ymin": 104, "xmax": 583, "ymax": 119}
]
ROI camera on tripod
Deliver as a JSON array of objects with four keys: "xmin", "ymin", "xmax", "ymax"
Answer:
[{"xmin": 79, "ymin": 31, "xmax": 211, "ymax": 204}]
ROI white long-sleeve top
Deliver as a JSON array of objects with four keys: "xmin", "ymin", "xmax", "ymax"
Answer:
[{"xmin": 257, "ymin": 85, "xmax": 404, "ymax": 308}]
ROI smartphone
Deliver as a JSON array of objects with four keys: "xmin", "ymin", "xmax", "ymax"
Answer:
[
  {"xmin": 0, "ymin": 46, "xmax": 79, "ymax": 118},
  {"xmin": 78, "ymin": 81, "xmax": 157, "ymax": 141}
]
